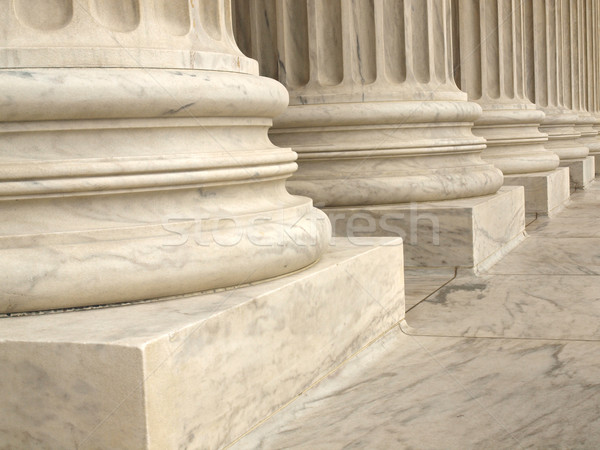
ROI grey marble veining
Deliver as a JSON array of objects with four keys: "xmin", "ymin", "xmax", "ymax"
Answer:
[
  {"xmin": 526, "ymin": 216, "xmax": 600, "ymax": 237},
  {"xmin": 0, "ymin": 238, "xmax": 405, "ymax": 450},
  {"xmin": 488, "ymin": 237, "xmax": 600, "ymax": 275},
  {"xmin": 231, "ymin": 171, "xmax": 600, "ymax": 450},
  {"xmin": 232, "ymin": 328, "xmax": 600, "ymax": 449},
  {"xmin": 404, "ymin": 268, "xmax": 456, "ymax": 310},
  {"xmin": 406, "ymin": 273, "xmax": 600, "ymax": 340}
]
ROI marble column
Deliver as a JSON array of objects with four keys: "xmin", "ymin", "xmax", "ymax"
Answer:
[
  {"xmin": 587, "ymin": 0, "xmax": 600, "ymax": 173},
  {"xmin": 454, "ymin": 0, "xmax": 568, "ymax": 215},
  {"xmin": 234, "ymin": 0, "xmax": 526, "ymax": 270},
  {"xmin": 528, "ymin": 0, "xmax": 595, "ymax": 188},
  {"xmin": 0, "ymin": 1, "xmax": 409, "ymax": 448},
  {"xmin": 0, "ymin": 0, "xmax": 330, "ymax": 313},
  {"xmin": 572, "ymin": 0, "xmax": 599, "ymax": 184}
]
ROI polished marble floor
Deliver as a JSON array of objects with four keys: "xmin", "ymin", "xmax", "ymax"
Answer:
[{"xmin": 231, "ymin": 182, "xmax": 600, "ymax": 449}]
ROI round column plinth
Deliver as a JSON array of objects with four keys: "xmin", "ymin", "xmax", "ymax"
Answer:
[
  {"xmin": 474, "ymin": 105, "xmax": 559, "ymax": 174},
  {"xmin": 576, "ymin": 113, "xmax": 600, "ymax": 153},
  {"xmin": 0, "ymin": 68, "xmax": 330, "ymax": 313},
  {"xmin": 540, "ymin": 109, "xmax": 590, "ymax": 161},
  {"xmin": 270, "ymin": 100, "xmax": 503, "ymax": 207}
]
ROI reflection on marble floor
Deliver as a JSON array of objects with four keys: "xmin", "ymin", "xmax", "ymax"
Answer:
[{"xmin": 231, "ymin": 182, "xmax": 600, "ymax": 449}]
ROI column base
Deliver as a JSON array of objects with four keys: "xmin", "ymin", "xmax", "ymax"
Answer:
[
  {"xmin": 594, "ymin": 154, "xmax": 600, "ymax": 175},
  {"xmin": 0, "ymin": 237, "xmax": 403, "ymax": 450},
  {"xmin": 503, "ymin": 167, "xmax": 570, "ymax": 216},
  {"xmin": 559, "ymin": 156, "xmax": 596, "ymax": 189},
  {"xmin": 325, "ymin": 186, "xmax": 525, "ymax": 271}
]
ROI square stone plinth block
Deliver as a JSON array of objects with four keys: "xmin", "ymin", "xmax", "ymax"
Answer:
[
  {"xmin": 594, "ymin": 154, "xmax": 600, "ymax": 175},
  {"xmin": 560, "ymin": 156, "xmax": 596, "ymax": 189},
  {"xmin": 0, "ymin": 237, "xmax": 404, "ymax": 449},
  {"xmin": 503, "ymin": 167, "xmax": 570, "ymax": 216},
  {"xmin": 324, "ymin": 186, "xmax": 525, "ymax": 271}
]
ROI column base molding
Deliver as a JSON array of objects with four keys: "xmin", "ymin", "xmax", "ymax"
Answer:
[
  {"xmin": 0, "ymin": 67, "xmax": 331, "ymax": 313},
  {"xmin": 0, "ymin": 238, "xmax": 404, "ymax": 449},
  {"xmin": 560, "ymin": 156, "xmax": 596, "ymax": 189},
  {"xmin": 324, "ymin": 186, "xmax": 525, "ymax": 272},
  {"xmin": 503, "ymin": 167, "xmax": 570, "ymax": 216}
]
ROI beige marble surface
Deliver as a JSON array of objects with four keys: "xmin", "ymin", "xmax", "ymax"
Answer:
[
  {"xmin": 325, "ymin": 186, "xmax": 525, "ymax": 270},
  {"xmin": 404, "ymin": 268, "xmax": 456, "ymax": 311},
  {"xmin": 0, "ymin": 0, "xmax": 258, "ymax": 73},
  {"xmin": 456, "ymin": 0, "xmax": 559, "ymax": 176},
  {"xmin": 0, "ymin": 237, "xmax": 404, "ymax": 449},
  {"xmin": 407, "ymin": 273, "xmax": 600, "ymax": 340},
  {"xmin": 232, "ymin": 176, "xmax": 600, "ymax": 450},
  {"xmin": 233, "ymin": 329, "xmax": 600, "ymax": 449},
  {"xmin": 560, "ymin": 156, "xmax": 597, "ymax": 189},
  {"xmin": 0, "ymin": 0, "xmax": 332, "ymax": 312},
  {"xmin": 503, "ymin": 167, "xmax": 570, "ymax": 215},
  {"xmin": 233, "ymin": 0, "xmax": 505, "ymax": 207}
]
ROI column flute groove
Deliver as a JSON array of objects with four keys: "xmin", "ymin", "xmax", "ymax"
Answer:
[
  {"xmin": 455, "ymin": 0, "xmax": 560, "ymax": 177},
  {"xmin": 453, "ymin": 0, "xmax": 569, "ymax": 214},
  {"xmin": 0, "ymin": 0, "xmax": 331, "ymax": 313},
  {"xmin": 528, "ymin": 1, "xmax": 590, "ymax": 159},
  {"xmin": 233, "ymin": 0, "xmax": 526, "ymax": 270},
  {"xmin": 234, "ymin": 0, "xmax": 503, "ymax": 207}
]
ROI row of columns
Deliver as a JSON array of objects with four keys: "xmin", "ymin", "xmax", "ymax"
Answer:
[
  {"xmin": 235, "ymin": 0, "xmax": 600, "ymax": 199},
  {"xmin": 233, "ymin": 0, "xmax": 504, "ymax": 207},
  {"xmin": 2, "ymin": 0, "xmax": 600, "ymax": 312}
]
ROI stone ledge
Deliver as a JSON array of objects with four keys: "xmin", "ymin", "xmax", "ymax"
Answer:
[
  {"xmin": 325, "ymin": 186, "xmax": 525, "ymax": 271},
  {"xmin": 503, "ymin": 167, "xmax": 570, "ymax": 216},
  {"xmin": 560, "ymin": 156, "xmax": 596, "ymax": 189},
  {"xmin": 0, "ymin": 237, "xmax": 404, "ymax": 449}
]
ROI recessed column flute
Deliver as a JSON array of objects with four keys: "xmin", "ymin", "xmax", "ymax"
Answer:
[
  {"xmin": 455, "ymin": 0, "xmax": 568, "ymax": 215},
  {"xmin": 0, "ymin": 0, "xmax": 330, "ymax": 313},
  {"xmin": 234, "ymin": 0, "xmax": 526, "ymax": 269},
  {"xmin": 570, "ymin": 0, "xmax": 598, "ymax": 185},
  {"xmin": 528, "ymin": 0, "xmax": 594, "ymax": 188},
  {"xmin": 586, "ymin": 0, "xmax": 600, "ymax": 173}
]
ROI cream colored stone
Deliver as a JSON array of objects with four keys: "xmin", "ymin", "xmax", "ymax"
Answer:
[
  {"xmin": 503, "ymin": 167, "xmax": 570, "ymax": 216},
  {"xmin": 325, "ymin": 186, "xmax": 525, "ymax": 271},
  {"xmin": 454, "ymin": 0, "xmax": 570, "ymax": 214},
  {"xmin": 560, "ymin": 155, "xmax": 596, "ymax": 189},
  {"xmin": 455, "ymin": 0, "xmax": 559, "ymax": 175},
  {"xmin": 233, "ymin": 0, "xmax": 528, "ymax": 269},
  {"xmin": 0, "ymin": 0, "xmax": 331, "ymax": 312},
  {"xmin": 0, "ymin": 237, "xmax": 405, "ymax": 449},
  {"xmin": 528, "ymin": 0, "xmax": 590, "ymax": 167},
  {"xmin": 233, "ymin": 0, "xmax": 503, "ymax": 206}
]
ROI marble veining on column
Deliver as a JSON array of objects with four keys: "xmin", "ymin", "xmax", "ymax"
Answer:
[
  {"xmin": 0, "ymin": 0, "xmax": 331, "ymax": 313},
  {"xmin": 233, "ymin": 0, "xmax": 504, "ymax": 207},
  {"xmin": 455, "ymin": 0, "xmax": 560, "ymax": 176}
]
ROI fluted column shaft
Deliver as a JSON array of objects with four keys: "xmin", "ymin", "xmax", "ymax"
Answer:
[
  {"xmin": 585, "ymin": 0, "xmax": 600, "ymax": 165},
  {"xmin": 234, "ymin": 0, "xmax": 503, "ymax": 207},
  {"xmin": 528, "ymin": 0, "xmax": 589, "ymax": 161},
  {"xmin": 569, "ymin": 0, "xmax": 600, "ymax": 153},
  {"xmin": 0, "ymin": 0, "xmax": 330, "ymax": 313},
  {"xmin": 454, "ymin": 0, "xmax": 559, "ymax": 175}
]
